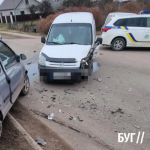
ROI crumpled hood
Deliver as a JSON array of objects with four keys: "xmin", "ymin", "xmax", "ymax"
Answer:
[{"xmin": 40, "ymin": 44, "xmax": 91, "ymax": 62}]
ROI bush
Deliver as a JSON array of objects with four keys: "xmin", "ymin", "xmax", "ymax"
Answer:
[
  {"xmin": 37, "ymin": 12, "xmax": 62, "ymax": 34},
  {"xmin": 120, "ymin": 1, "xmax": 146, "ymax": 13}
]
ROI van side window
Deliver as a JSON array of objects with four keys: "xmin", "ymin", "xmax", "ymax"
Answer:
[
  {"xmin": 0, "ymin": 42, "xmax": 16, "ymax": 70},
  {"xmin": 114, "ymin": 18, "xmax": 146, "ymax": 27},
  {"xmin": 147, "ymin": 18, "xmax": 150, "ymax": 27}
]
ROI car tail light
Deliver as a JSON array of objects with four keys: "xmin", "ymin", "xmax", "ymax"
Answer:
[{"xmin": 102, "ymin": 27, "xmax": 111, "ymax": 32}]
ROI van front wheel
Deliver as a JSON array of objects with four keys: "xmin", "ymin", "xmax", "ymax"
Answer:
[{"xmin": 111, "ymin": 38, "xmax": 125, "ymax": 51}]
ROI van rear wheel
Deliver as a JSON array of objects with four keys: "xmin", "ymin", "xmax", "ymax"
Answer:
[{"xmin": 111, "ymin": 38, "xmax": 125, "ymax": 51}]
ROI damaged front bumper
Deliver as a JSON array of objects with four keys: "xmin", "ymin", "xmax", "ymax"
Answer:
[{"xmin": 38, "ymin": 65, "xmax": 92, "ymax": 81}]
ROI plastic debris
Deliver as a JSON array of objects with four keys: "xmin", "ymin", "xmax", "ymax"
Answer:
[
  {"xmin": 90, "ymin": 104, "xmax": 97, "ymax": 110},
  {"xmin": 64, "ymin": 89, "xmax": 72, "ymax": 94},
  {"xmin": 59, "ymin": 109, "xmax": 61, "ymax": 113},
  {"xmin": 128, "ymin": 88, "xmax": 132, "ymax": 92},
  {"xmin": 35, "ymin": 139, "xmax": 47, "ymax": 146},
  {"xmin": 69, "ymin": 116, "xmax": 76, "ymax": 121},
  {"xmin": 97, "ymin": 78, "xmax": 102, "ymax": 82},
  {"xmin": 47, "ymin": 105, "xmax": 51, "ymax": 108},
  {"xmin": 51, "ymin": 96, "xmax": 56, "ymax": 102},
  {"xmin": 111, "ymin": 108, "xmax": 124, "ymax": 114},
  {"xmin": 79, "ymin": 103, "xmax": 86, "ymax": 109},
  {"xmin": 78, "ymin": 116, "xmax": 83, "ymax": 122},
  {"xmin": 134, "ymin": 125, "xmax": 141, "ymax": 129},
  {"xmin": 48, "ymin": 113, "xmax": 54, "ymax": 120}
]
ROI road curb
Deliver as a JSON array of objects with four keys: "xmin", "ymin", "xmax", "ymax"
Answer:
[{"xmin": 8, "ymin": 113, "xmax": 43, "ymax": 150}]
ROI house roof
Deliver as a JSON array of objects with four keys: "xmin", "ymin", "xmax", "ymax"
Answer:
[{"xmin": 0, "ymin": 0, "xmax": 22, "ymax": 11}]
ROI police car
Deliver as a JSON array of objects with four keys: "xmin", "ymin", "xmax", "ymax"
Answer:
[{"xmin": 100, "ymin": 15, "xmax": 150, "ymax": 51}]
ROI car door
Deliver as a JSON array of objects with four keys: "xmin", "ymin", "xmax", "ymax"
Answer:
[
  {"xmin": 0, "ymin": 41, "xmax": 24, "ymax": 103},
  {"xmin": 0, "ymin": 60, "xmax": 11, "ymax": 119},
  {"xmin": 142, "ymin": 17, "xmax": 150, "ymax": 47},
  {"xmin": 125, "ymin": 17, "xmax": 145, "ymax": 47}
]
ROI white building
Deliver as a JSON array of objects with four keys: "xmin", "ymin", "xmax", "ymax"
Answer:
[{"xmin": 0, "ymin": 0, "xmax": 40, "ymax": 23}]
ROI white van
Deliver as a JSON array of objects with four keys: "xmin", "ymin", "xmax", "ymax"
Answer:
[
  {"xmin": 100, "ymin": 15, "xmax": 150, "ymax": 50},
  {"xmin": 104, "ymin": 12, "xmax": 136, "ymax": 27},
  {"xmin": 38, "ymin": 12, "xmax": 101, "ymax": 81}
]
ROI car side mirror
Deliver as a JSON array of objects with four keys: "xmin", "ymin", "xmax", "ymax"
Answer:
[
  {"xmin": 41, "ymin": 37, "xmax": 46, "ymax": 44},
  {"xmin": 20, "ymin": 54, "xmax": 27, "ymax": 60},
  {"xmin": 95, "ymin": 37, "xmax": 102, "ymax": 45}
]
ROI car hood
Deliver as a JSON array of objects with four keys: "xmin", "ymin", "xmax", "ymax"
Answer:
[{"xmin": 40, "ymin": 44, "xmax": 91, "ymax": 62}]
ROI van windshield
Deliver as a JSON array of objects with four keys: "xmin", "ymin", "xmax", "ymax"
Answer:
[{"xmin": 47, "ymin": 23, "xmax": 92, "ymax": 45}]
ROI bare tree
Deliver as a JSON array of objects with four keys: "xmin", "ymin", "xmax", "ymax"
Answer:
[
  {"xmin": 63, "ymin": 0, "xmax": 93, "ymax": 7},
  {"xmin": 37, "ymin": 0, "xmax": 53, "ymax": 17}
]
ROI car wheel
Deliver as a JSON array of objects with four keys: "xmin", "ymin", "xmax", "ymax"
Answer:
[
  {"xmin": 20, "ymin": 74, "xmax": 30, "ymax": 96},
  {"xmin": 111, "ymin": 38, "xmax": 126, "ymax": 51}
]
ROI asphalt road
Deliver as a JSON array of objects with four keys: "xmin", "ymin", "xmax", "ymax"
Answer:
[{"xmin": 1, "ymin": 31, "xmax": 150, "ymax": 150}]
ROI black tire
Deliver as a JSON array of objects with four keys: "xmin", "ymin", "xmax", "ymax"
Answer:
[
  {"xmin": 20, "ymin": 74, "xmax": 30, "ymax": 96},
  {"xmin": 111, "ymin": 38, "xmax": 126, "ymax": 51}
]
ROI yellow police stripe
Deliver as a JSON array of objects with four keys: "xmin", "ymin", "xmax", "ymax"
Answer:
[
  {"xmin": 126, "ymin": 33, "xmax": 136, "ymax": 43},
  {"xmin": 121, "ymin": 26, "xmax": 126, "ymax": 30}
]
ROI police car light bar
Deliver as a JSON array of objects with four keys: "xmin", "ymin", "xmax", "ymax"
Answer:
[{"xmin": 139, "ymin": 10, "xmax": 149, "ymax": 14}]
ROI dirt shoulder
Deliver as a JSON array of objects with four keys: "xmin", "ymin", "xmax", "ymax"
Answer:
[
  {"xmin": 10, "ymin": 101, "xmax": 74, "ymax": 150},
  {"xmin": 0, "ymin": 116, "xmax": 33, "ymax": 150}
]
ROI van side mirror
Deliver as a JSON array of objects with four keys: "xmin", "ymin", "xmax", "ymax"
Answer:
[
  {"xmin": 20, "ymin": 54, "xmax": 27, "ymax": 60},
  {"xmin": 41, "ymin": 37, "xmax": 46, "ymax": 44},
  {"xmin": 95, "ymin": 37, "xmax": 102, "ymax": 45}
]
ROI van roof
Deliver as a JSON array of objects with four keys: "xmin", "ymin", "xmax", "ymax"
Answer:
[{"xmin": 53, "ymin": 12, "xmax": 94, "ymax": 24}]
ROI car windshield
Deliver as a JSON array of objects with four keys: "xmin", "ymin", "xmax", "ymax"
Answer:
[{"xmin": 47, "ymin": 23, "xmax": 92, "ymax": 45}]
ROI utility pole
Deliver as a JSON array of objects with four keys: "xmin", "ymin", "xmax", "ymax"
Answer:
[{"xmin": 13, "ymin": 0, "xmax": 17, "ymax": 23}]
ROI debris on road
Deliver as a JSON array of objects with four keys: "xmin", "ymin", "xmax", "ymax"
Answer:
[
  {"xmin": 134, "ymin": 125, "xmax": 141, "ymax": 129},
  {"xmin": 36, "ymin": 89, "xmax": 43, "ymax": 94},
  {"xmin": 64, "ymin": 89, "xmax": 72, "ymax": 94},
  {"xmin": 79, "ymin": 103, "xmax": 86, "ymax": 109},
  {"xmin": 90, "ymin": 104, "xmax": 97, "ymax": 110},
  {"xmin": 97, "ymin": 78, "xmax": 102, "ymax": 82},
  {"xmin": 59, "ymin": 109, "xmax": 61, "ymax": 113},
  {"xmin": 48, "ymin": 113, "xmax": 54, "ymax": 120},
  {"xmin": 51, "ymin": 96, "xmax": 56, "ymax": 102},
  {"xmin": 35, "ymin": 139, "xmax": 47, "ymax": 146},
  {"xmin": 128, "ymin": 88, "xmax": 132, "ymax": 92},
  {"xmin": 64, "ymin": 105, "xmax": 72, "ymax": 107},
  {"xmin": 111, "ymin": 108, "xmax": 124, "ymax": 114},
  {"xmin": 78, "ymin": 116, "xmax": 83, "ymax": 122},
  {"xmin": 69, "ymin": 116, "xmax": 76, "ymax": 121},
  {"xmin": 47, "ymin": 105, "xmax": 51, "ymax": 108}
]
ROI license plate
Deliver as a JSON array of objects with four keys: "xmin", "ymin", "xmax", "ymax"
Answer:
[
  {"xmin": 52, "ymin": 72, "xmax": 71, "ymax": 80},
  {"xmin": 54, "ymin": 72, "xmax": 71, "ymax": 76}
]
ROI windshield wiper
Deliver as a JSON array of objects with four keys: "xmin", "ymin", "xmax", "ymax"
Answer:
[
  {"xmin": 47, "ymin": 42, "xmax": 62, "ymax": 44},
  {"xmin": 64, "ymin": 42, "xmax": 81, "ymax": 45}
]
